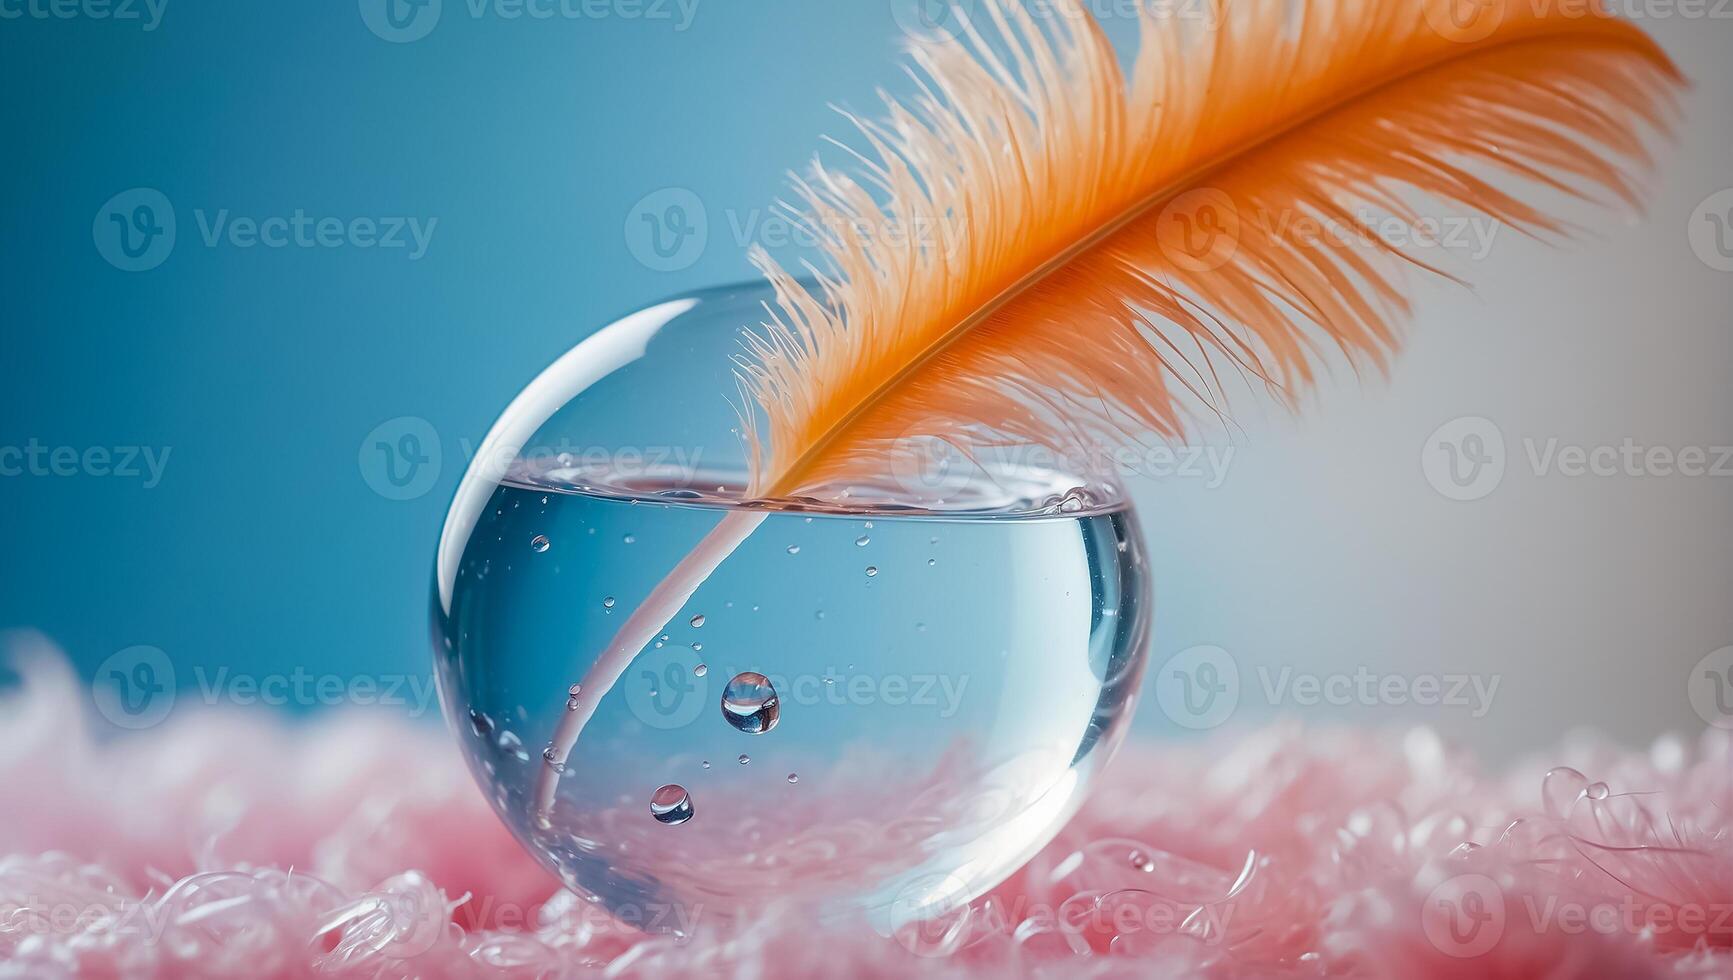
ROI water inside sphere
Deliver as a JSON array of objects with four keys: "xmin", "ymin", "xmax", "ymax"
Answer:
[{"xmin": 431, "ymin": 283, "xmax": 1151, "ymax": 935}]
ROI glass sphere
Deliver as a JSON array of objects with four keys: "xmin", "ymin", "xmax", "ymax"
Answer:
[{"xmin": 431, "ymin": 282, "xmax": 1151, "ymax": 935}]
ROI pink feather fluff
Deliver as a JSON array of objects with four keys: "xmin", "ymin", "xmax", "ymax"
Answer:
[{"xmin": 3, "ymin": 633, "xmax": 1730, "ymax": 977}]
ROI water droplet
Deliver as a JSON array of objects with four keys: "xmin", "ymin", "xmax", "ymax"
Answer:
[
  {"xmin": 786, "ymin": 545, "xmax": 801, "ymax": 555},
  {"xmin": 787, "ymin": 773, "xmax": 799, "ymax": 784},
  {"xmin": 721, "ymin": 672, "xmax": 780, "ymax": 734},
  {"xmin": 1129, "ymin": 849, "xmax": 1156, "ymax": 872},
  {"xmin": 737, "ymin": 754, "xmax": 750, "ymax": 765},
  {"xmin": 856, "ymin": 535, "xmax": 871, "ymax": 547},
  {"xmin": 623, "ymin": 534, "xmax": 637, "ymax": 544},
  {"xmin": 1542, "ymin": 767, "xmax": 1589, "ymax": 818},
  {"xmin": 541, "ymin": 745, "xmax": 567, "ymax": 774},
  {"xmin": 602, "ymin": 596, "xmax": 615, "ymax": 609},
  {"xmin": 530, "ymin": 534, "xmax": 550, "ymax": 553},
  {"xmin": 468, "ymin": 709, "xmax": 494, "ymax": 738},
  {"xmin": 649, "ymin": 784, "xmax": 694, "ymax": 825},
  {"xmin": 865, "ymin": 566, "xmax": 878, "ymax": 577},
  {"xmin": 694, "ymin": 664, "xmax": 708, "ymax": 677},
  {"xmin": 690, "ymin": 614, "xmax": 706, "ymax": 628}
]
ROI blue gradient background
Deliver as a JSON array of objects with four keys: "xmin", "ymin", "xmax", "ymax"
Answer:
[{"xmin": 2, "ymin": 0, "xmax": 1729, "ymax": 754}]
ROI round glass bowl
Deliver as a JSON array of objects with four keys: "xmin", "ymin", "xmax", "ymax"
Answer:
[{"xmin": 431, "ymin": 282, "xmax": 1151, "ymax": 935}]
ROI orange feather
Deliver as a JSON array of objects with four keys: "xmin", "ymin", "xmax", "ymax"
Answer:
[
  {"xmin": 737, "ymin": 0, "xmax": 1681, "ymax": 498},
  {"xmin": 535, "ymin": 0, "xmax": 1682, "ymax": 816}
]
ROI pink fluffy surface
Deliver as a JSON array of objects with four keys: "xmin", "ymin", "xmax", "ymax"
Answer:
[{"xmin": 2, "ymin": 635, "xmax": 1729, "ymax": 979}]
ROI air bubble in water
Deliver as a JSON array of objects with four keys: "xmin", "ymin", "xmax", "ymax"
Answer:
[
  {"xmin": 856, "ymin": 535, "xmax": 870, "ymax": 547},
  {"xmin": 530, "ymin": 534, "xmax": 550, "ymax": 553},
  {"xmin": 737, "ymin": 754, "xmax": 750, "ymax": 765},
  {"xmin": 1129, "ymin": 849, "xmax": 1156, "ymax": 872},
  {"xmin": 497, "ymin": 730, "xmax": 529, "ymax": 762},
  {"xmin": 787, "ymin": 773, "xmax": 799, "ymax": 784},
  {"xmin": 721, "ymin": 672, "xmax": 780, "ymax": 734},
  {"xmin": 1051, "ymin": 487, "xmax": 1092, "ymax": 514},
  {"xmin": 865, "ymin": 566, "xmax": 878, "ymax": 577},
  {"xmin": 690, "ymin": 614, "xmax": 706, "ymax": 628},
  {"xmin": 623, "ymin": 534, "xmax": 636, "ymax": 544},
  {"xmin": 694, "ymin": 664, "xmax": 708, "ymax": 677},
  {"xmin": 650, "ymin": 784, "xmax": 694, "ymax": 825},
  {"xmin": 786, "ymin": 545, "xmax": 800, "ymax": 555},
  {"xmin": 468, "ymin": 709, "xmax": 494, "ymax": 738},
  {"xmin": 602, "ymin": 596, "xmax": 615, "ymax": 609},
  {"xmin": 541, "ymin": 745, "xmax": 567, "ymax": 775}
]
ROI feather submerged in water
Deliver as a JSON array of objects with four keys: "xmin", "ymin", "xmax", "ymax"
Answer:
[{"xmin": 536, "ymin": 0, "xmax": 1682, "ymax": 815}]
